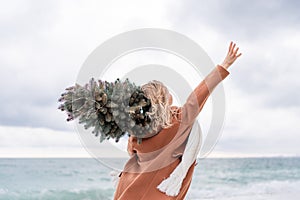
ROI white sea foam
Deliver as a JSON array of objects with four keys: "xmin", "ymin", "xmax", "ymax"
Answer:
[
  {"xmin": 186, "ymin": 180, "xmax": 300, "ymax": 200},
  {"xmin": 0, "ymin": 188, "xmax": 8, "ymax": 195}
]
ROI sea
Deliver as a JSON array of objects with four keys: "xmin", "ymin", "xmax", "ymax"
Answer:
[{"xmin": 0, "ymin": 157, "xmax": 299, "ymax": 200}]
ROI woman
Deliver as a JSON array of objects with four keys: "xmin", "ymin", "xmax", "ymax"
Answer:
[{"xmin": 113, "ymin": 41, "xmax": 242, "ymax": 199}]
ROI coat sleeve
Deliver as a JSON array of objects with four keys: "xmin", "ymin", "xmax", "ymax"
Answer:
[{"xmin": 177, "ymin": 65, "xmax": 230, "ymax": 125}]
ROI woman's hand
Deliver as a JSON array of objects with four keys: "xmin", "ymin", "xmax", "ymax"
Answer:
[{"xmin": 221, "ymin": 41, "xmax": 242, "ymax": 70}]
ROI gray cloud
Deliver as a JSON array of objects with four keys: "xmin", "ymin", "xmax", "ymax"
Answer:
[
  {"xmin": 0, "ymin": 0, "xmax": 299, "ymax": 157},
  {"xmin": 175, "ymin": 0, "xmax": 300, "ymax": 41},
  {"xmin": 167, "ymin": 0, "xmax": 300, "ymax": 108},
  {"xmin": 0, "ymin": 0, "xmax": 87, "ymax": 131},
  {"xmin": 0, "ymin": 0, "xmax": 59, "ymax": 39},
  {"xmin": 0, "ymin": 0, "xmax": 177, "ymax": 131}
]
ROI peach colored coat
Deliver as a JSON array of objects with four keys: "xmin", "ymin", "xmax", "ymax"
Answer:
[{"xmin": 113, "ymin": 65, "xmax": 230, "ymax": 200}]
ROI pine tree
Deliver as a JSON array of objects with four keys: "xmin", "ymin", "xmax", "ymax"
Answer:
[{"xmin": 58, "ymin": 78, "xmax": 156, "ymax": 144}]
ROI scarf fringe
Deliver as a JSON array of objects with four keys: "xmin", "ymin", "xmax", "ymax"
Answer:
[
  {"xmin": 157, "ymin": 121, "xmax": 202, "ymax": 196},
  {"xmin": 110, "ymin": 170, "xmax": 122, "ymax": 188}
]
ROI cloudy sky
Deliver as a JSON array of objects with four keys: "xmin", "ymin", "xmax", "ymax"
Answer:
[{"xmin": 0, "ymin": 0, "xmax": 299, "ymax": 158}]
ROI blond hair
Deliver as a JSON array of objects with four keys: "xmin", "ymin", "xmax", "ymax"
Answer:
[{"xmin": 141, "ymin": 80, "xmax": 178, "ymax": 131}]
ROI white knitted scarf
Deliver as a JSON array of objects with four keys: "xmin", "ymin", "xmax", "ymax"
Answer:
[{"xmin": 110, "ymin": 120, "xmax": 202, "ymax": 197}]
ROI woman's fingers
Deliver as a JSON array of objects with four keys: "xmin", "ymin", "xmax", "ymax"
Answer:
[
  {"xmin": 228, "ymin": 41, "xmax": 233, "ymax": 53},
  {"xmin": 223, "ymin": 41, "xmax": 242, "ymax": 69},
  {"xmin": 231, "ymin": 43, "xmax": 236, "ymax": 53},
  {"xmin": 229, "ymin": 42, "xmax": 234, "ymax": 53},
  {"xmin": 229, "ymin": 41, "xmax": 238, "ymax": 56},
  {"xmin": 231, "ymin": 42, "xmax": 241, "ymax": 57},
  {"xmin": 234, "ymin": 47, "xmax": 239, "ymax": 55}
]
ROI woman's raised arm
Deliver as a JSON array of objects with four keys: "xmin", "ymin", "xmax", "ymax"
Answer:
[{"xmin": 178, "ymin": 41, "xmax": 242, "ymax": 125}]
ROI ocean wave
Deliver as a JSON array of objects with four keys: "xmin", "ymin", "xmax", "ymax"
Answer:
[
  {"xmin": 0, "ymin": 188, "xmax": 114, "ymax": 200},
  {"xmin": 1, "ymin": 181, "xmax": 299, "ymax": 200},
  {"xmin": 186, "ymin": 180, "xmax": 300, "ymax": 200}
]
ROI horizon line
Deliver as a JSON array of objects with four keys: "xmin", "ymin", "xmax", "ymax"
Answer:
[{"xmin": 0, "ymin": 155, "xmax": 299, "ymax": 159}]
